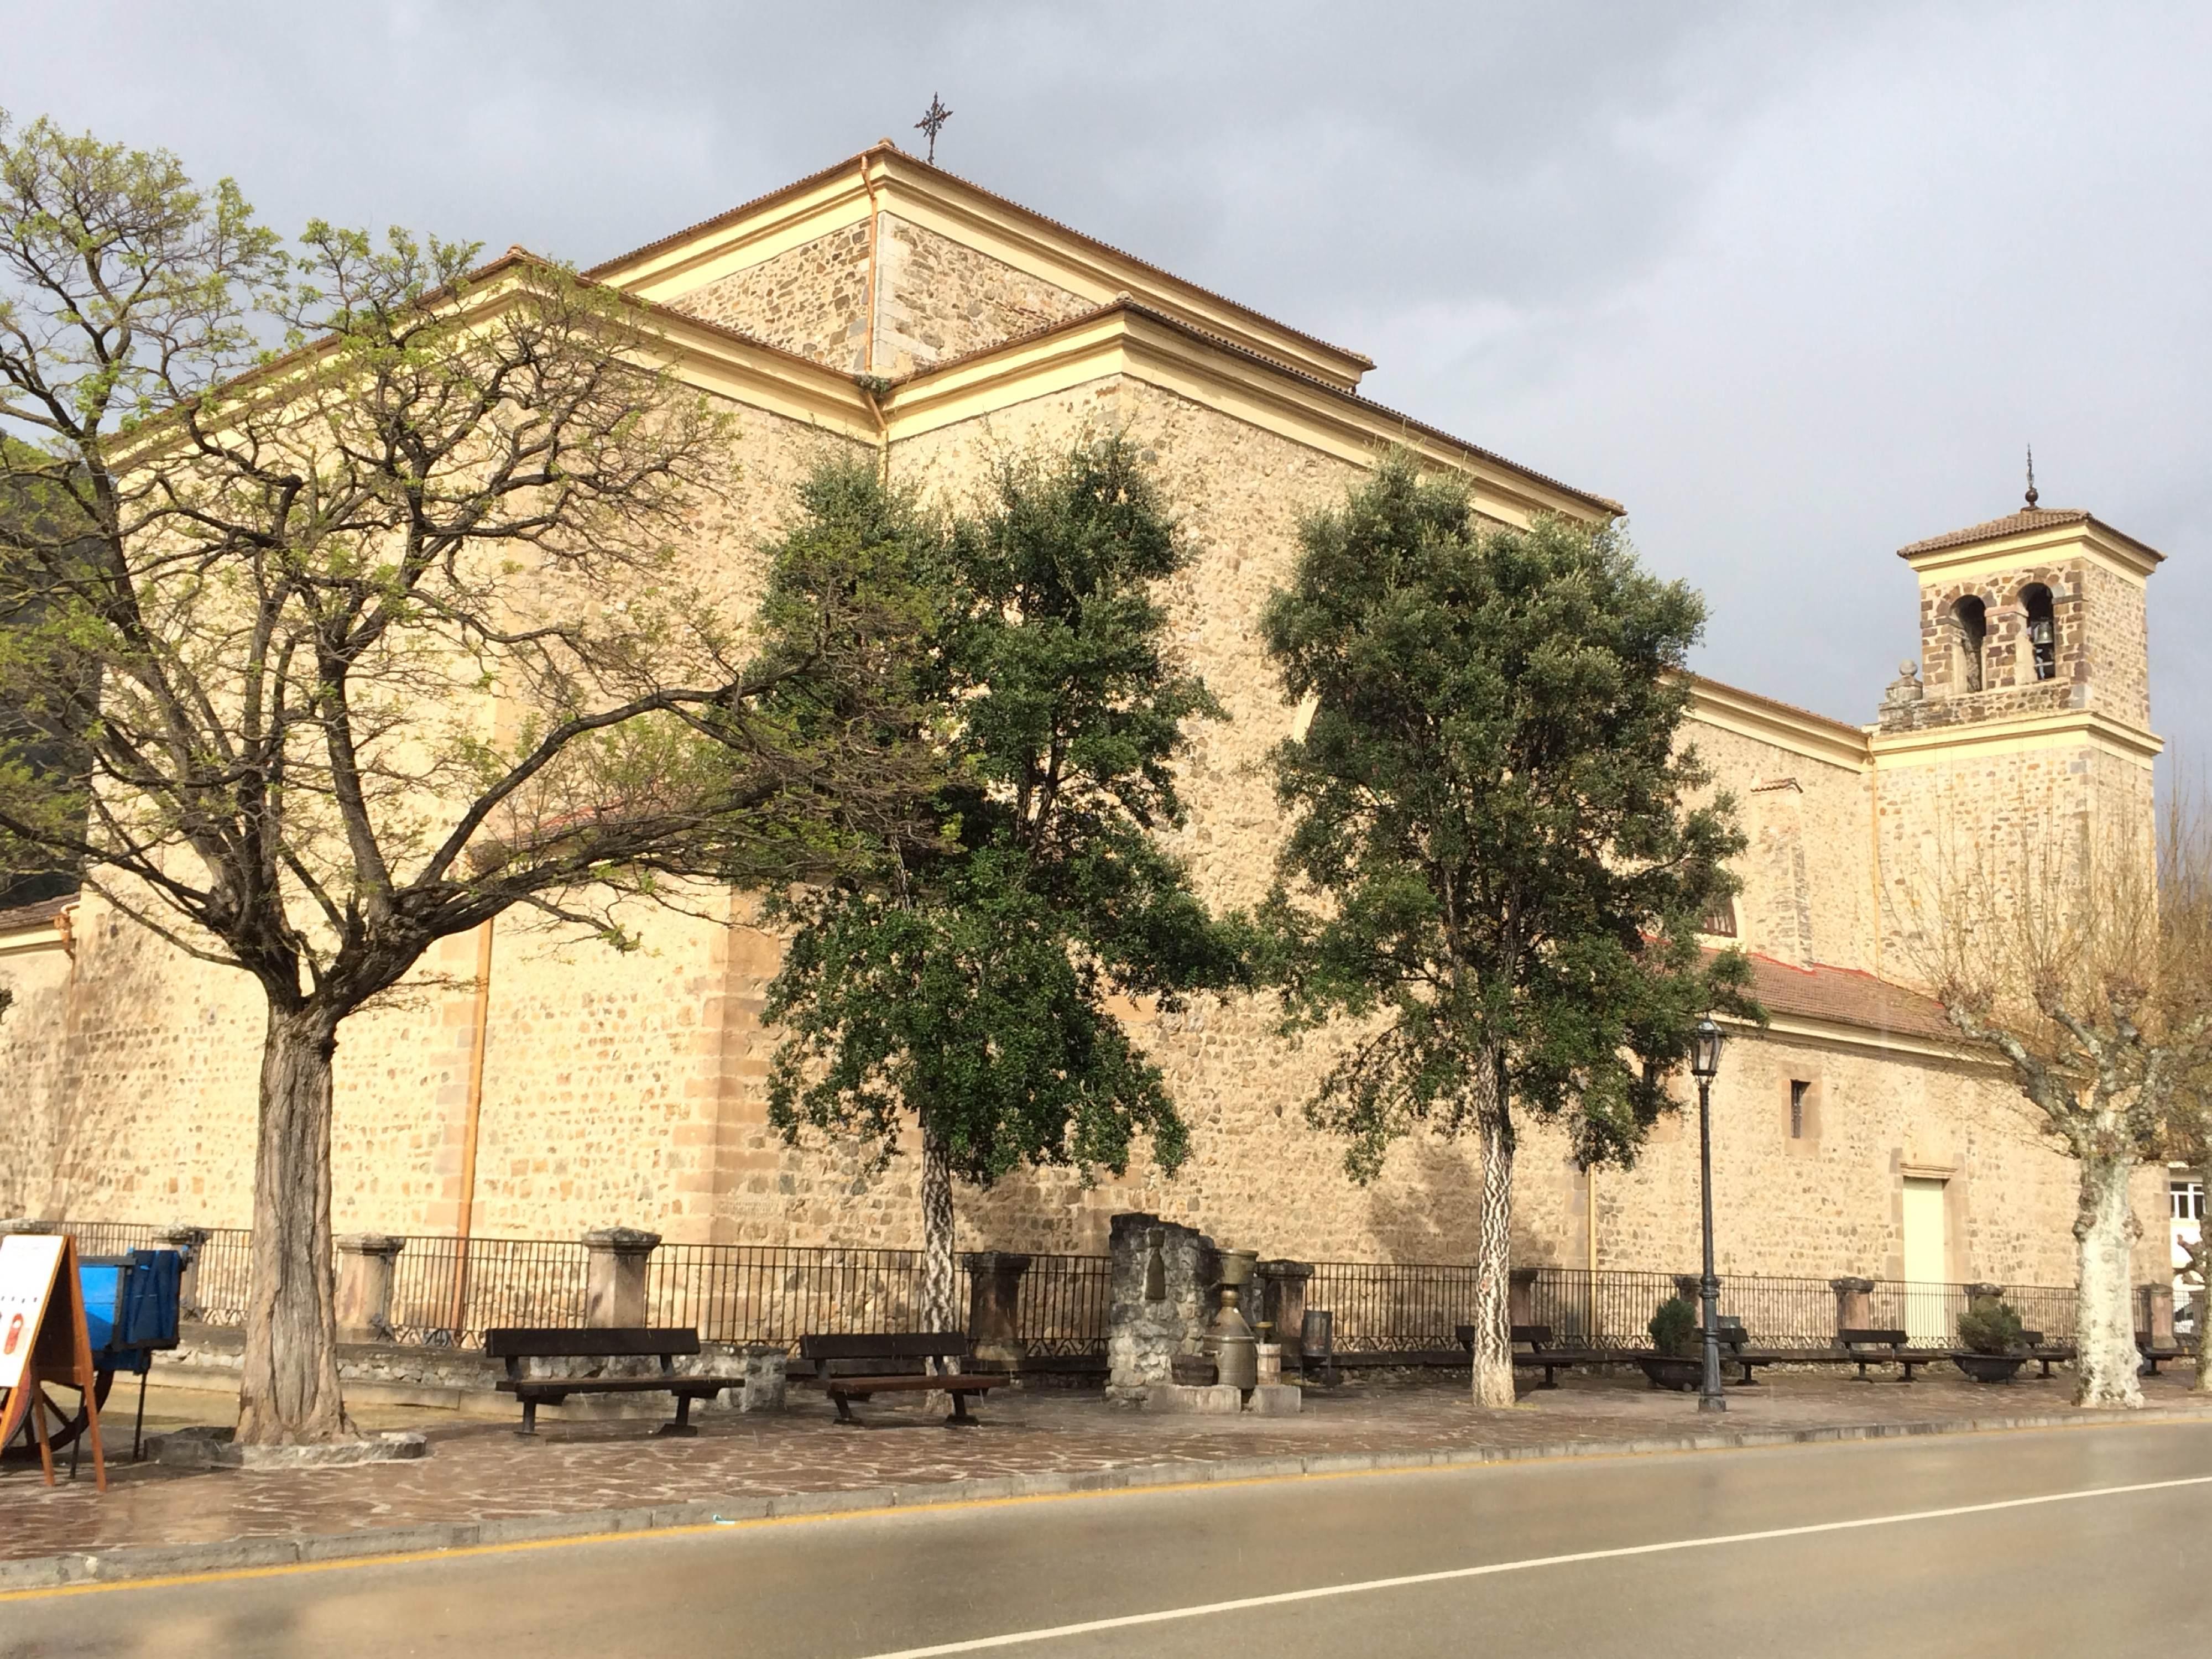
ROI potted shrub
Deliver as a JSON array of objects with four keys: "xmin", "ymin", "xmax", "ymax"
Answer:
[
  {"xmin": 1637, "ymin": 1296, "xmax": 1704, "ymax": 1390},
  {"xmin": 1953, "ymin": 1296, "xmax": 2028, "ymax": 1383}
]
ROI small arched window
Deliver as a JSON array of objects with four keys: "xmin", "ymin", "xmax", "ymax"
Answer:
[
  {"xmin": 2020, "ymin": 583, "xmax": 2056, "ymax": 682},
  {"xmin": 1952, "ymin": 596, "xmax": 1987, "ymax": 693}
]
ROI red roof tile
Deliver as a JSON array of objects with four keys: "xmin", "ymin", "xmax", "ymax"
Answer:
[
  {"xmin": 1734, "ymin": 953, "xmax": 1955, "ymax": 1042},
  {"xmin": 0, "ymin": 891, "xmax": 76, "ymax": 933}
]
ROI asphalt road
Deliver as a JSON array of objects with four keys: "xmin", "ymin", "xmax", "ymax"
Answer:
[{"xmin": 7, "ymin": 1421, "xmax": 2210, "ymax": 1658}]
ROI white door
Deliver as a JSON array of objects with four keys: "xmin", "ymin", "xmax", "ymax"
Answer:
[{"xmin": 1901, "ymin": 1177, "xmax": 1949, "ymax": 1345}]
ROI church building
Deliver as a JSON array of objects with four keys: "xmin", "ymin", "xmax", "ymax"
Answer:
[{"xmin": 0, "ymin": 144, "xmax": 2178, "ymax": 1306}]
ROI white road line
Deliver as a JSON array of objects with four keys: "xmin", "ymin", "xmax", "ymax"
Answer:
[{"xmin": 852, "ymin": 1472, "xmax": 2212, "ymax": 1658}]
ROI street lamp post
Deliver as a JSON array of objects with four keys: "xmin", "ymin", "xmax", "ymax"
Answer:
[{"xmin": 1691, "ymin": 1016, "xmax": 1726, "ymax": 1414}]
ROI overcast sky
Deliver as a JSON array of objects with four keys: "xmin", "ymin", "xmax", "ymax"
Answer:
[{"xmin": 7, "ymin": 2, "xmax": 2206, "ymax": 769}]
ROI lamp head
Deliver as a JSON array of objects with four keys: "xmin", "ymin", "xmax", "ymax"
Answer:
[{"xmin": 1691, "ymin": 1016, "xmax": 1725, "ymax": 1082}]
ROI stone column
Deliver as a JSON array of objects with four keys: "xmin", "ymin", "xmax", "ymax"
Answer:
[
  {"xmin": 965, "ymin": 1250, "xmax": 1032, "ymax": 1366},
  {"xmin": 1830, "ymin": 1276, "xmax": 1875, "ymax": 1337},
  {"xmin": 582, "ymin": 1227, "xmax": 661, "ymax": 1328},
  {"xmin": 1509, "ymin": 1266, "xmax": 1539, "ymax": 1329},
  {"xmin": 1255, "ymin": 1260, "xmax": 1314, "ymax": 1371},
  {"xmin": 160, "ymin": 1224, "xmax": 212, "ymax": 1320},
  {"xmin": 335, "ymin": 1234, "xmax": 404, "ymax": 1344},
  {"xmin": 1106, "ymin": 1212, "xmax": 1215, "ymax": 1403},
  {"xmin": 2138, "ymin": 1281, "xmax": 2176, "ymax": 1348}
]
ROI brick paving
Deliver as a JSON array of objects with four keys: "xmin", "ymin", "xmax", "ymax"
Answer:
[{"xmin": 4, "ymin": 1367, "xmax": 2208, "ymax": 1563}]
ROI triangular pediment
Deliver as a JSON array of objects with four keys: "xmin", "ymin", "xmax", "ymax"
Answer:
[{"xmin": 588, "ymin": 144, "xmax": 1374, "ymax": 390}]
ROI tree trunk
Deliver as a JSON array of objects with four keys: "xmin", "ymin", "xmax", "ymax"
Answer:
[
  {"xmin": 2073, "ymin": 1150, "xmax": 2144, "ymax": 1410},
  {"xmin": 919, "ymin": 1121, "xmax": 959, "ymax": 1406},
  {"xmin": 235, "ymin": 1003, "xmax": 353, "ymax": 1444},
  {"xmin": 2188, "ymin": 1238, "xmax": 2211, "ymax": 1395},
  {"xmin": 1469, "ymin": 1084, "xmax": 1517, "ymax": 1409}
]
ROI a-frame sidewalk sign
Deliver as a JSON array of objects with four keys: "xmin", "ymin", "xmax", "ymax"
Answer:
[{"xmin": 0, "ymin": 1232, "xmax": 107, "ymax": 1490}]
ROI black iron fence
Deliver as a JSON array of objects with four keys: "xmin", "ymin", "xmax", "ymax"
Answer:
[
  {"xmin": 46, "ymin": 1221, "xmax": 2080, "ymax": 1359},
  {"xmin": 1310, "ymin": 1260, "xmax": 2079, "ymax": 1355},
  {"xmin": 387, "ymin": 1235, "xmax": 592, "ymax": 1347}
]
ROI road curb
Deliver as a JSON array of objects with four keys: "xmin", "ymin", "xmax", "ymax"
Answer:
[{"xmin": 7, "ymin": 1402, "xmax": 2210, "ymax": 1592}]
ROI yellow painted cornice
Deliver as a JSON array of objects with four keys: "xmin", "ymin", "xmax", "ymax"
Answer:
[
  {"xmin": 646, "ymin": 306, "xmax": 880, "ymax": 439},
  {"xmin": 588, "ymin": 145, "xmax": 1376, "ymax": 393},
  {"xmin": 1720, "ymin": 1008, "xmax": 1995, "ymax": 1068},
  {"xmin": 1902, "ymin": 518, "xmax": 2163, "ymax": 586},
  {"xmin": 0, "ymin": 920, "xmax": 66, "ymax": 959},
  {"xmin": 1868, "ymin": 706, "xmax": 2163, "ymax": 767},
  {"xmin": 875, "ymin": 302, "xmax": 1619, "ymax": 525},
  {"xmin": 1681, "ymin": 674, "xmax": 1871, "ymax": 772},
  {"xmin": 589, "ymin": 161, "xmax": 874, "ymax": 309}
]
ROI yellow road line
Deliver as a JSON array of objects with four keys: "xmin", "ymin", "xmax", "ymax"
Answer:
[{"xmin": 2, "ymin": 1411, "xmax": 2204, "ymax": 1604}]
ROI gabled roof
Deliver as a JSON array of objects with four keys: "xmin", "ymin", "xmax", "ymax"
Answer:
[
  {"xmin": 586, "ymin": 143, "xmax": 1376, "ymax": 393},
  {"xmin": 1898, "ymin": 507, "xmax": 2165, "ymax": 568},
  {"xmin": 1740, "ymin": 954, "xmax": 1954, "ymax": 1042},
  {"xmin": 873, "ymin": 293, "xmax": 1621, "ymax": 519},
  {"xmin": 0, "ymin": 890, "xmax": 75, "ymax": 933}
]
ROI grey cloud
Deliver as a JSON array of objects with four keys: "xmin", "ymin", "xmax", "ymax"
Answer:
[{"xmin": 5, "ymin": 0, "xmax": 2205, "ymax": 768}]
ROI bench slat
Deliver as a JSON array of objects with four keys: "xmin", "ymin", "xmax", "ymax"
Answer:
[
  {"xmin": 484, "ymin": 1327, "xmax": 703, "ymax": 1360},
  {"xmin": 799, "ymin": 1331, "xmax": 972, "ymax": 1362},
  {"xmin": 498, "ymin": 1376, "xmax": 736, "ymax": 1396}
]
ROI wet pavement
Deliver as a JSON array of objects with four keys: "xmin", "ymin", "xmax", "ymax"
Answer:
[{"xmin": 3, "ymin": 1363, "xmax": 2206, "ymax": 1561}]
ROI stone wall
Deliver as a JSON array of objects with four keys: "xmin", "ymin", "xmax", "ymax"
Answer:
[
  {"xmin": 1687, "ymin": 723, "xmax": 1876, "ymax": 974},
  {"xmin": 665, "ymin": 224, "xmax": 873, "ymax": 371},
  {"xmin": 0, "ymin": 274, "xmax": 2168, "ymax": 1300},
  {"xmin": 872, "ymin": 215, "xmax": 1095, "ymax": 376},
  {"xmin": 1907, "ymin": 555, "xmax": 2150, "ymax": 731}
]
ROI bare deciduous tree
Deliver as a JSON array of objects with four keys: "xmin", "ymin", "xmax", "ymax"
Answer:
[
  {"xmin": 0, "ymin": 114, "xmax": 927, "ymax": 1443},
  {"xmin": 1901, "ymin": 797, "xmax": 2212, "ymax": 1408}
]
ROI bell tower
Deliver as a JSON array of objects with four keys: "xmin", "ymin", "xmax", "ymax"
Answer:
[
  {"xmin": 1871, "ymin": 488, "xmax": 2164, "ymax": 972},
  {"xmin": 1879, "ymin": 489, "xmax": 2157, "ymax": 735}
]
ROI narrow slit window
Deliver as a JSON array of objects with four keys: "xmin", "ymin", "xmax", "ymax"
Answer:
[{"xmin": 1790, "ymin": 1080, "xmax": 1810, "ymax": 1140}]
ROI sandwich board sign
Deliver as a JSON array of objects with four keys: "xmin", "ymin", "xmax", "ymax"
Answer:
[{"xmin": 0, "ymin": 1232, "xmax": 106, "ymax": 1489}]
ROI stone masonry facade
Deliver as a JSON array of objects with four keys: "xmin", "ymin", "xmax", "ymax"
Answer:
[{"xmin": 0, "ymin": 149, "xmax": 2174, "ymax": 1298}]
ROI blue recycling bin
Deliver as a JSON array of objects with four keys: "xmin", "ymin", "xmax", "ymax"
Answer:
[{"xmin": 77, "ymin": 1249, "xmax": 184, "ymax": 1459}]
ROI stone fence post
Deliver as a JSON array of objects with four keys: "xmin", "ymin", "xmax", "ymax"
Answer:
[
  {"xmin": 160, "ymin": 1224, "xmax": 212, "ymax": 1319},
  {"xmin": 1509, "ymin": 1266, "xmax": 1539, "ymax": 1329},
  {"xmin": 2138, "ymin": 1281, "xmax": 2176, "ymax": 1348},
  {"xmin": 583, "ymin": 1227, "xmax": 661, "ymax": 1328},
  {"xmin": 335, "ymin": 1234, "xmax": 404, "ymax": 1344},
  {"xmin": 1255, "ymin": 1260, "xmax": 1313, "ymax": 1371},
  {"xmin": 1672, "ymin": 1273, "xmax": 1702, "ymax": 1309},
  {"xmin": 1962, "ymin": 1281, "xmax": 2001, "ymax": 1302},
  {"xmin": 966, "ymin": 1250, "xmax": 1032, "ymax": 1365},
  {"xmin": 1830, "ymin": 1276, "xmax": 1875, "ymax": 1337}
]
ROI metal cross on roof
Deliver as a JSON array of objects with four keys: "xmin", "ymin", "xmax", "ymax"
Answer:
[{"xmin": 915, "ymin": 93, "xmax": 953, "ymax": 164}]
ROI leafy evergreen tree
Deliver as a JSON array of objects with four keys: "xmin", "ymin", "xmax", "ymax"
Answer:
[
  {"xmin": 764, "ymin": 439, "xmax": 1246, "ymax": 1338},
  {"xmin": 1261, "ymin": 454, "xmax": 1757, "ymax": 1406}
]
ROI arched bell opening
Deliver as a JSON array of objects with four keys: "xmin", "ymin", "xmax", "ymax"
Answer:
[{"xmin": 2020, "ymin": 583, "xmax": 2057, "ymax": 682}]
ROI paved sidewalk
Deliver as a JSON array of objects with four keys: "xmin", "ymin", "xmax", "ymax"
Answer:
[{"xmin": 4, "ymin": 1366, "xmax": 2208, "ymax": 1587}]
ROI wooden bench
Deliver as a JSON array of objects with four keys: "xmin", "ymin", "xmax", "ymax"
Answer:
[
  {"xmin": 1711, "ymin": 1318, "xmax": 1788, "ymax": 1385},
  {"xmin": 1456, "ymin": 1323, "xmax": 1630, "ymax": 1387},
  {"xmin": 796, "ymin": 1333, "xmax": 1008, "ymax": 1427},
  {"xmin": 2137, "ymin": 1331, "xmax": 2188, "ymax": 1376},
  {"xmin": 484, "ymin": 1327, "xmax": 740, "ymax": 1437},
  {"xmin": 2018, "ymin": 1329, "xmax": 2075, "ymax": 1379},
  {"xmin": 1836, "ymin": 1327, "xmax": 1940, "ymax": 1381}
]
